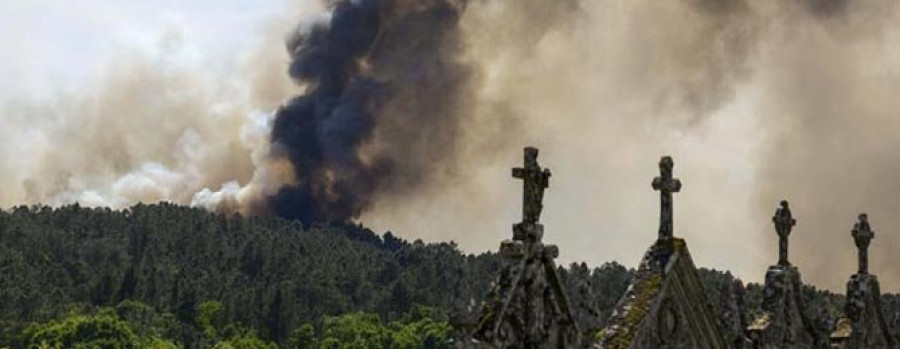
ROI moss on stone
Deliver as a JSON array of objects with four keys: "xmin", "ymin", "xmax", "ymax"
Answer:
[{"xmin": 601, "ymin": 273, "xmax": 663, "ymax": 348}]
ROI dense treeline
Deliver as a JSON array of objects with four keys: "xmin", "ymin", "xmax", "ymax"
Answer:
[
  {"xmin": 0, "ymin": 203, "xmax": 499, "ymax": 347},
  {"xmin": 0, "ymin": 204, "xmax": 630, "ymax": 347},
  {"xmin": 0, "ymin": 204, "xmax": 897, "ymax": 347}
]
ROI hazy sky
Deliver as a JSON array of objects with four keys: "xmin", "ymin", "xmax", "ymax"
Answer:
[
  {"xmin": 0, "ymin": 0, "xmax": 284, "ymax": 99},
  {"xmin": 2, "ymin": 0, "xmax": 900, "ymax": 293}
]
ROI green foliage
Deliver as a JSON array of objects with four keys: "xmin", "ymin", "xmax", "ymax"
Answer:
[
  {"xmin": 286, "ymin": 324, "xmax": 317, "ymax": 348},
  {"xmin": 23, "ymin": 312, "xmax": 137, "ymax": 349},
  {"xmin": 390, "ymin": 306, "xmax": 451, "ymax": 348},
  {"xmin": 0, "ymin": 204, "xmax": 502, "ymax": 346},
  {"xmin": 319, "ymin": 312, "xmax": 390, "ymax": 348},
  {"xmin": 2, "ymin": 203, "xmax": 896, "ymax": 346},
  {"xmin": 213, "ymin": 328, "xmax": 277, "ymax": 349},
  {"xmin": 198, "ymin": 301, "xmax": 225, "ymax": 339},
  {"xmin": 20, "ymin": 308, "xmax": 175, "ymax": 349},
  {"xmin": 316, "ymin": 307, "xmax": 452, "ymax": 349}
]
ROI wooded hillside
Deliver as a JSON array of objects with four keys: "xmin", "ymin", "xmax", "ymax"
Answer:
[{"xmin": 0, "ymin": 204, "xmax": 895, "ymax": 347}]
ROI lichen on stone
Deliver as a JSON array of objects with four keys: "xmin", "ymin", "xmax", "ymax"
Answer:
[
  {"xmin": 830, "ymin": 317, "xmax": 852, "ymax": 339},
  {"xmin": 747, "ymin": 312, "xmax": 771, "ymax": 331},
  {"xmin": 601, "ymin": 273, "xmax": 663, "ymax": 348}
]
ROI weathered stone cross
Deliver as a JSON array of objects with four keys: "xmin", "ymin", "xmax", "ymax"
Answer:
[
  {"xmin": 852, "ymin": 213, "xmax": 874, "ymax": 275},
  {"xmin": 512, "ymin": 147, "xmax": 551, "ymax": 226},
  {"xmin": 652, "ymin": 156, "xmax": 681, "ymax": 240},
  {"xmin": 772, "ymin": 200, "xmax": 796, "ymax": 266}
]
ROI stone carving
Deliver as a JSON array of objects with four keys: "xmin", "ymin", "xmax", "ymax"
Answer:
[
  {"xmin": 746, "ymin": 201, "xmax": 822, "ymax": 349},
  {"xmin": 470, "ymin": 152, "xmax": 900, "ymax": 349},
  {"xmin": 513, "ymin": 147, "xmax": 551, "ymax": 226},
  {"xmin": 830, "ymin": 214, "xmax": 897, "ymax": 349},
  {"xmin": 772, "ymin": 201, "xmax": 796, "ymax": 266},
  {"xmin": 652, "ymin": 156, "xmax": 681, "ymax": 240},
  {"xmin": 473, "ymin": 147, "xmax": 580, "ymax": 348},
  {"xmin": 852, "ymin": 214, "xmax": 874, "ymax": 275},
  {"xmin": 598, "ymin": 156, "xmax": 728, "ymax": 349}
]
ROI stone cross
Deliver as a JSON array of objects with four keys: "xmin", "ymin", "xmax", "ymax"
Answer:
[
  {"xmin": 652, "ymin": 156, "xmax": 681, "ymax": 240},
  {"xmin": 852, "ymin": 213, "xmax": 874, "ymax": 275},
  {"xmin": 512, "ymin": 147, "xmax": 551, "ymax": 225},
  {"xmin": 772, "ymin": 200, "xmax": 796, "ymax": 266}
]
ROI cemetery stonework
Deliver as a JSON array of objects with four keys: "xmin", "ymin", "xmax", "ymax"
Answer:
[
  {"xmin": 746, "ymin": 201, "xmax": 823, "ymax": 348},
  {"xmin": 829, "ymin": 214, "xmax": 897, "ymax": 349},
  {"xmin": 468, "ymin": 150, "xmax": 900, "ymax": 349},
  {"xmin": 473, "ymin": 147, "xmax": 580, "ymax": 348},
  {"xmin": 597, "ymin": 157, "xmax": 729, "ymax": 349}
]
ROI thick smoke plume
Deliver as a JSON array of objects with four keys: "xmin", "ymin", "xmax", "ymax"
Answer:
[
  {"xmin": 5, "ymin": 0, "xmax": 900, "ymax": 291},
  {"xmin": 266, "ymin": 0, "xmax": 472, "ymax": 223},
  {"xmin": 365, "ymin": 0, "xmax": 900, "ymax": 291}
]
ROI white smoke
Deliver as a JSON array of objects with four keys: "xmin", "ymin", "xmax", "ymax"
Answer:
[{"xmin": 4, "ymin": 0, "xmax": 900, "ymax": 292}]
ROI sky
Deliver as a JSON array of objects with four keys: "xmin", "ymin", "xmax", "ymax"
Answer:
[
  {"xmin": 0, "ymin": 0, "xmax": 284, "ymax": 99},
  {"xmin": 2, "ymin": 0, "xmax": 900, "ymax": 293}
]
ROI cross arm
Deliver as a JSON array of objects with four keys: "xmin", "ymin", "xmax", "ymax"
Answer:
[
  {"xmin": 512, "ymin": 167, "xmax": 525, "ymax": 178},
  {"xmin": 652, "ymin": 177, "xmax": 682, "ymax": 192}
]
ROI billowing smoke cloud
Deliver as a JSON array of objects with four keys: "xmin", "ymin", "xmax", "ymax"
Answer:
[
  {"xmin": 751, "ymin": 0, "xmax": 900, "ymax": 290},
  {"xmin": 5, "ymin": 0, "xmax": 900, "ymax": 291},
  {"xmin": 265, "ymin": 0, "xmax": 473, "ymax": 223},
  {"xmin": 363, "ymin": 0, "xmax": 900, "ymax": 292},
  {"xmin": 0, "ymin": 3, "xmax": 308, "ymax": 215}
]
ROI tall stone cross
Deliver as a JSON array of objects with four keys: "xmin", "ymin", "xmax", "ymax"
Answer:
[
  {"xmin": 772, "ymin": 200, "xmax": 796, "ymax": 266},
  {"xmin": 512, "ymin": 147, "xmax": 551, "ymax": 226},
  {"xmin": 852, "ymin": 213, "xmax": 874, "ymax": 275},
  {"xmin": 652, "ymin": 156, "xmax": 681, "ymax": 240}
]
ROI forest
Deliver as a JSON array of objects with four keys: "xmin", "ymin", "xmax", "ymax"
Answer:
[{"xmin": 0, "ymin": 204, "xmax": 897, "ymax": 348}]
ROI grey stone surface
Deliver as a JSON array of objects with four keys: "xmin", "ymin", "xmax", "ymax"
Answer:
[
  {"xmin": 597, "ymin": 238, "xmax": 730, "ymax": 349},
  {"xmin": 773, "ymin": 201, "xmax": 796, "ymax": 267},
  {"xmin": 830, "ymin": 214, "xmax": 896, "ymax": 349},
  {"xmin": 892, "ymin": 313, "xmax": 900, "ymax": 344},
  {"xmin": 747, "ymin": 201, "xmax": 823, "ymax": 349},
  {"xmin": 852, "ymin": 214, "xmax": 874, "ymax": 275},
  {"xmin": 598, "ymin": 156, "xmax": 728, "ymax": 349},
  {"xmin": 830, "ymin": 273, "xmax": 896, "ymax": 349},
  {"xmin": 470, "ymin": 154, "xmax": 900, "ymax": 349},
  {"xmin": 472, "ymin": 147, "xmax": 580, "ymax": 348},
  {"xmin": 719, "ymin": 279, "xmax": 750, "ymax": 348},
  {"xmin": 512, "ymin": 147, "xmax": 551, "ymax": 226},
  {"xmin": 652, "ymin": 156, "xmax": 681, "ymax": 240},
  {"xmin": 747, "ymin": 265, "xmax": 822, "ymax": 348}
]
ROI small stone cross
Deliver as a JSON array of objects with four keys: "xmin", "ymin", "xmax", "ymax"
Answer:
[
  {"xmin": 512, "ymin": 147, "xmax": 551, "ymax": 225},
  {"xmin": 652, "ymin": 156, "xmax": 681, "ymax": 240},
  {"xmin": 772, "ymin": 200, "xmax": 796, "ymax": 266},
  {"xmin": 852, "ymin": 213, "xmax": 874, "ymax": 275}
]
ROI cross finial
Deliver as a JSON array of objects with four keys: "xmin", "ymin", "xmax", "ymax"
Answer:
[
  {"xmin": 852, "ymin": 213, "xmax": 874, "ymax": 275},
  {"xmin": 772, "ymin": 200, "xmax": 796, "ymax": 266},
  {"xmin": 652, "ymin": 156, "xmax": 681, "ymax": 240},
  {"xmin": 512, "ymin": 147, "xmax": 551, "ymax": 226}
]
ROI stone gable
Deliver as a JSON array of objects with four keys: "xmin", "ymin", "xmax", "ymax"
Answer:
[
  {"xmin": 472, "ymin": 147, "xmax": 580, "ymax": 348},
  {"xmin": 598, "ymin": 238, "xmax": 730, "ymax": 349}
]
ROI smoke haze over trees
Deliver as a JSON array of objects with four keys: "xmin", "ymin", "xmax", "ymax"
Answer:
[
  {"xmin": 2, "ymin": 0, "xmax": 900, "ymax": 291},
  {"xmin": 0, "ymin": 204, "xmax": 897, "ymax": 347}
]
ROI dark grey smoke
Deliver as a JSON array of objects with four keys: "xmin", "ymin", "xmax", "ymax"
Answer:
[
  {"xmin": 803, "ymin": 0, "xmax": 850, "ymax": 17},
  {"xmin": 268, "ymin": 0, "xmax": 472, "ymax": 223}
]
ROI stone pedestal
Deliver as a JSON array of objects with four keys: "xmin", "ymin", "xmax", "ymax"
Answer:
[
  {"xmin": 830, "ymin": 274, "xmax": 897, "ymax": 349},
  {"xmin": 747, "ymin": 265, "xmax": 822, "ymax": 348},
  {"xmin": 473, "ymin": 222, "xmax": 580, "ymax": 348}
]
